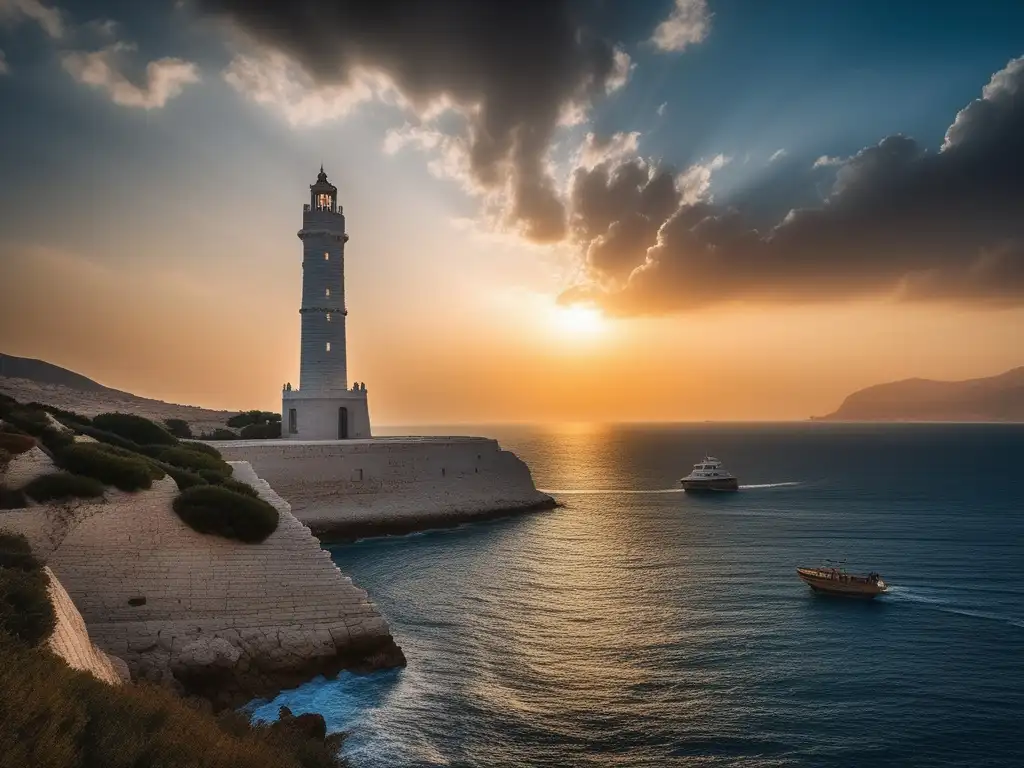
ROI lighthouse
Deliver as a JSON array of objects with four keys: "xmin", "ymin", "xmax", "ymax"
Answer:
[{"xmin": 281, "ymin": 166, "xmax": 372, "ymax": 439}]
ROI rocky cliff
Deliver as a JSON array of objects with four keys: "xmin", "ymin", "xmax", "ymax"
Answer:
[{"xmin": 1, "ymin": 457, "xmax": 405, "ymax": 709}]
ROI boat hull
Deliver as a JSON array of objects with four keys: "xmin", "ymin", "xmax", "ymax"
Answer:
[
  {"xmin": 681, "ymin": 478, "xmax": 739, "ymax": 492},
  {"xmin": 796, "ymin": 568, "xmax": 887, "ymax": 598}
]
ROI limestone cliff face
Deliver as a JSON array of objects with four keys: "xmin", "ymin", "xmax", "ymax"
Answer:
[
  {"xmin": 2, "ymin": 463, "xmax": 405, "ymax": 709},
  {"xmin": 45, "ymin": 567, "xmax": 128, "ymax": 685}
]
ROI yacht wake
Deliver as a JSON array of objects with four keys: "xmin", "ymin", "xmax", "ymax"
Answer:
[
  {"xmin": 886, "ymin": 586, "xmax": 1024, "ymax": 629},
  {"xmin": 541, "ymin": 482, "xmax": 801, "ymax": 495}
]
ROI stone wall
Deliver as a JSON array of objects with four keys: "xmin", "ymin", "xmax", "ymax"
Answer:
[
  {"xmin": 214, "ymin": 437, "xmax": 554, "ymax": 538},
  {"xmin": 1, "ymin": 462, "xmax": 404, "ymax": 708}
]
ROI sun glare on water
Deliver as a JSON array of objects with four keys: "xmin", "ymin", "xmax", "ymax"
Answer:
[{"xmin": 552, "ymin": 304, "xmax": 606, "ymax": 337}]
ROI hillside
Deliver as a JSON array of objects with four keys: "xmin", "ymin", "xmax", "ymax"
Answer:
[
  {"xmin": 817, "ymin": 367, "xmax": 1024, "ymax": 422},
  {"xmin": 0, "ymin": 353, "xmax": 118, "ymax": 393},
  {"xmin": 0, "ymin": 353, "xmax": 237, "ymax": 433}
]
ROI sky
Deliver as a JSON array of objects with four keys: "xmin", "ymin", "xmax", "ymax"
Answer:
[{"xmin": 0, "ymin": 0, "xmax": 1022, "ymax": 425}]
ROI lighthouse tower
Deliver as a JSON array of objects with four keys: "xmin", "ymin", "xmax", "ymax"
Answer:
[{"xmin": 281, "ymin": 166, "xmax": 371, "ymax": 439}]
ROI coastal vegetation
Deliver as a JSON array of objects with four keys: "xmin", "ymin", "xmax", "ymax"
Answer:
[
  {"xmin": 164, "ymin": 417, "xmax": 194, "ymax": 439},
  {"xmin": 0, "ymin": 532, "xmax": 55, "ymax": 647},
  {"xmin": 22, "ymin": 472, "xmax": 106, "ymax": 503},
  {"xmin": 0, "ymin": 533, "xmax": 348, "ymax": 768},
  {"xmin": 56, "ymin": 443, "xmax": 155, "ymax": 492},
  {"xmin": 0, "ymin": 396, "xmax": 280, "ymax": 541},
  {"xmin": 92, "ymin": 412, "xmax": 178, "ymax": 446},
  {"xmin": 173, "ymin": 485, "xmax": 279, "ymax": 543}
]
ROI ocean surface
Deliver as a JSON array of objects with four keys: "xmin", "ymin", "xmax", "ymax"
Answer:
[{"xmin": 250, "ymin": 423, "xmax": 1024, "ymax": 767}]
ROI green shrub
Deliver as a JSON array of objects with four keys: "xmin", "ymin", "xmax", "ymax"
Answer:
[
  {"xmin": 181, "ymin": 440, "xmax": 223, "ymax": 458},
  {"xmin": 158, "ymin": 463, "xmax": 207, "ymax": 491},
  {"xmin": 91, "ymin": 413, "xmax": 178, "ymax": 447},
  {"xmin": 0, "ymin": 407, "xmax": 50, "ymax": 436},
  {"xmin": 173, "ymin": 485, "xmax": 279, "ymax": 543},
  {"xmin": 201, "ymin": 472, "xmax": 260, "ymax": 498},
  {"xmin": 56, "ymin": 444, "xmax": 154, "ymax": 492},
  {"xmin": 158, "ymin": 446, "xmax": 232, "ymax": 475},
  {"xmin": 227, "ymin": 410, "xmax": 272, "ymax": 429},
  {"xmin": 26, "ymin": 403, "xmax": 91, "ymax": 426},
  {"xmin": 89, "ymin": 443, "xmax": 166, "ymax": 480},
  {"xmin": 200, "ymin": 428, "xmax": 240, "ymax": 441},
  {"xmin": 0, "ymin": 633, "xmax": 349, "ymax": 768},
  {"xmin": 0, "ymin": 432, "xmax": 36, "ymax": 455},
  {"xmin": 76, "ymin": 425, "xmax": 141, "ymax": 452},
  {"xmin": 0, "ymin": 486, "xmax": 28, "ymax": 510},
  {"xmin": 220, "ymin": 478, "xmax": 260, "ymax": 498},
  {"xmin": 241, "ymin": 421, "xmax": 282, "ymax": 440},
  {"xmin": 23, "ymin": 472, "xmax": 105, "ymax": 503},
  {"xmin": 0, "ymin": 533, "xmax": 41, "ymax": 570},
  {"xmin": 164, "ymin": 417, "xmax": 194, "ymax": 439},
  {"xmin": 0, "ymin": 568, "xmax": 55, "ymax": 647}
]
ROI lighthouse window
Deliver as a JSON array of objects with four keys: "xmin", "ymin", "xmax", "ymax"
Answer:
[
  {"xmin": 324, "ymin": 252, "xmax": 329, "ymax": 260},
  {"xmin": 326, "ymin": 313, "xmax": 331, "ymax": 322},
  {"xmin": 325, "ymin": 288, "xmax": 330, "ymax": 297},
  {"xmin": 326, "ymin": 342, "xmax": 331, "ymax": 352}
]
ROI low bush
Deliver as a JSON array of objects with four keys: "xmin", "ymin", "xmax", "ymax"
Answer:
[
  {"xmin": 0, "ymin": 432, "xmax": 36, "ymax": 455},
  {"xmin": 0, "ymin": 568, "xmax": 55, "ymax": 647},
  {"xmin": 200, "ymin": 471, "xmax": 260, "ymax": 498},
  {"xmin": 0, "ymin": 406, "xmax": 49, "ymax": 436},
  {"xmin": 158, "ymin": 463, "xmax": 207, "ymax": 491},
  {"xmin": 158, "ymin": 446, "xmax": 232, "ymax": 475},
  {"xmin": 164, "ymin": 417, "xmax": 194, "ymax": 439},
  {"xmin": 0, "ymin": 632, "xmax": 349, "ymax": 768},
  {"xmin": 90, "ymin": 444, "xmax": 167, "ymax": 480},
  {"xmin": 241, "ymin": 421, "xmax": 282, "ymax": 440},
  {"xmin": 23, "ymin": 472, "xmax": 105, "ymax": 503},
  {"xmin": 0, "ymin": 534, "xmax": 54, "ymax": 647},
  {"xmin": 172, "ymin": 485, "xmax": 279, "ymax": 543},
  {"xmin": 0, "ymin": 533, "xmax": 41, "ymax": 570},
  {"xmin": 76, "ymin": 424, "xmax": 141, "ymax": 451},
  {"xmin": 91, "ymin": 412, "xmax": 178, "ymax": 447},
  {"xmin": 26, "ymin": 403, "xmax": 91, "ymax": 426},
  {"xmin": 199, "ymin": 428, "xmax": 240, "ymax": 441},
  {"xmin": 0, "ymin": 486, "xmax": 28, "ymax": 510},
  {"xmin": 56, "ymin": 444, "xmax": 154, "ymax": 492},
  {"xmin": 181, "ymin": 440, "xmax": 223, "ymax": 458},
  {"xmin": 227, "ymin": 410, "xmax": 281, "ymax": 429}
]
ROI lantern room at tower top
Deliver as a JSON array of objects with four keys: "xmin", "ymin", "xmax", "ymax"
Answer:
[
  {"xmin": 282, "ymin": 166, "xmax": 371, "ymax": 440},
  {"xmin": 309, "ymin": 164, "xmax": 341, "ymax": 213}
]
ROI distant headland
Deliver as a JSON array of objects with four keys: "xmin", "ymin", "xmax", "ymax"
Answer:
[{"xmin": 814, "ymin": 366, "xmax": 1024, "ymax": 423}]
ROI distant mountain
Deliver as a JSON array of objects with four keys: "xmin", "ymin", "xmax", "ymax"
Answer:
[
  {"xmin": 0, "ymin": 352, "xmax": 237, "ymax": 432},
  {"xmin": 0, "ymin": 353, "xmax": 117, "ymax": 394},
  {"xmin": 817, "ymin": 367, "xmax": 1024, "ymax": 422}
]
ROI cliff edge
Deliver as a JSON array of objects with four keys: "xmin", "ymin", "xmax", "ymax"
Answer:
[{"xmin": 1, "ymin": 458, "xmax": 405, "ymax": 709}]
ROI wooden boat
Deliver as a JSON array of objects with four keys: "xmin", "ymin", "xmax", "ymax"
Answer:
[{"xmin": 797, "ymin": 564, "xmax": 888, "ymax": 598}]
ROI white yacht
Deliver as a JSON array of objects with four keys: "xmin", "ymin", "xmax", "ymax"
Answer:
[{"xmin": 680, "ymin": 456, "xmax": 739, "ymax": 492}]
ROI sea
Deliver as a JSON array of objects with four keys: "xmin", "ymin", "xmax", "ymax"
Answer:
[{"xmin": 249, "ymin": 423, "xmax": 1024, "ymax": 767}]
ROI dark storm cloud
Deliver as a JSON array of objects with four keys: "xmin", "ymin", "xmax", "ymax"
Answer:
[
  {"xmin": 562, "ymin": 56, "xmax": 1024, "ymax": 314},
  {"xmin": 568, "ymin": 157, "xmax": 681, "ymax": 281},
  {"xmin": 194, "ymin": 0, "xmax": 626, "ymax": 242}
]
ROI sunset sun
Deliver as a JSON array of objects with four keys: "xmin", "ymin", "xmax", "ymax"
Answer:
[{"xmin": 552, "ymin": 304, "xmax": 606, "ymax": 337}]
